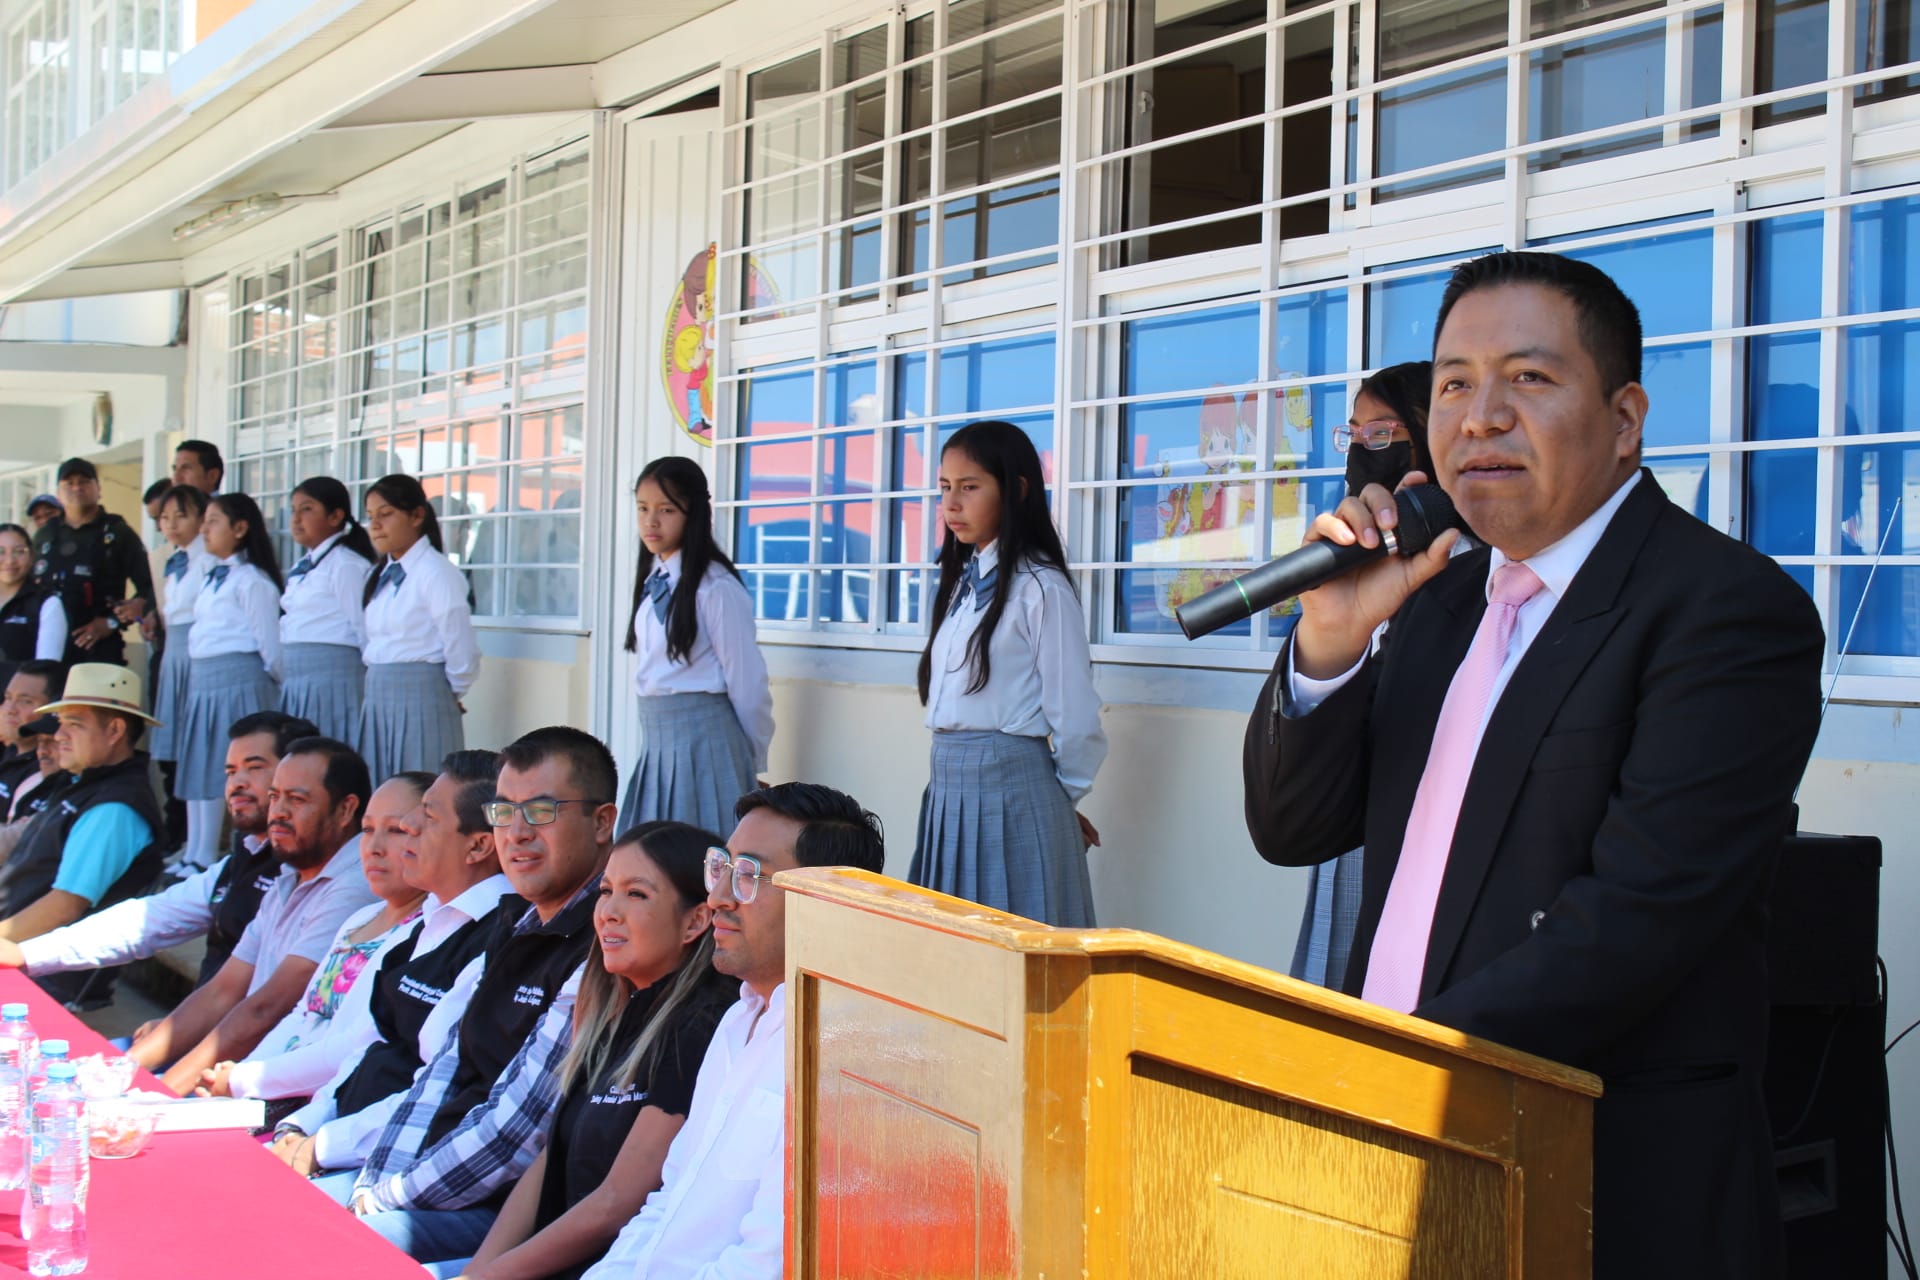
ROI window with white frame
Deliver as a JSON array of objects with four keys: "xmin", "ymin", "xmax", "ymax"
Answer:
[
  {"xmin": 719, "ymin": 0, "xmax": 1920, "ymax": 689},
  {"xmin": 226, "ymin": 136, "xmax": 592, "ymax": 625},
  {"xmin": 6, "ymin": 0, "xmax": 73, "ymax": 189}
]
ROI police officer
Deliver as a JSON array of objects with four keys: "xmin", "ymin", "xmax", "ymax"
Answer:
[{"xmin": 33, "ymin": 457, "xmax": 155, "ymax": 668}]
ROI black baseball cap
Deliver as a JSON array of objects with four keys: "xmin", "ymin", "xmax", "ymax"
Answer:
[
  {"xmin": 56, "ymin": 458, "xmax": 97, "ymax": 483},
  {"xmin": 25, "ymin": 494, "xmax": 59, "ymax": 516},
  {"xmin": 17, "ymin": 714, "xmax": 57, "ymax": 738}
]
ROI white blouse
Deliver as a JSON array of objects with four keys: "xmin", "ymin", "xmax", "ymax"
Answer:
[
  {"xmin": 361, "ymin": 539, "xmax": 481, "ymax": 696},
  {"xmin": 187, "ymin": 555, "xmax": 281, "ymax": 677},
  {"xmin": 159, "ymin": 534, "xmax": 214, "ymax": 629},
  {"xmin": 280, "ymin": 531, "xmax": 374, "ymax": 650},
  {"xmin": 923, "ymin": 541, "xmax": 1107, "ymax": 801},
  {"xmin": 630, "ymin": 553, "xmax": 776, "ymax": 772}
]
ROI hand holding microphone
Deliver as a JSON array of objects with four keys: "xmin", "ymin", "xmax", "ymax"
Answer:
[{"xmin": 1174, "ymin": 477, "xmax": 1461, "ymax": 672}]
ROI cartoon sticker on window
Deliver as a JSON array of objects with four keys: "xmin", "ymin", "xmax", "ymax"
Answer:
[{"xmin": 662, "ymin": 244, "xmax": 781, "ymax": 446}]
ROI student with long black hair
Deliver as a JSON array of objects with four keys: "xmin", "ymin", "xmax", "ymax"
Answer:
[
  {"xmin": 281, "ymin": 477, "xmax": 377, "ymax": 743},
  {"xmin": 177, "ymin": 492, "xmax": 284, "ymax": 869},
  {"xmin": 618, "ymin": 458, "xmax": 772, "ymax": 837},
  {"xmin": 0, "ymin": 522, "xmax": 65, "ymax": 666},
  {"xmin": 909, "ymin": 421, "xmax": 1107, "ymax": 927},
  {"xmin": 355, "ymin": 475, "xmax": 479, "ymax": 783},
  {"xmin": 148, "ymin": 485, "xmax": 213, "ymax": 841}
]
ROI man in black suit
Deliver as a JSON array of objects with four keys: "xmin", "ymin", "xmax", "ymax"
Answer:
[{"xmin": 1244, "ymin": 251, "xmax": 1824, "ymax": 1280}]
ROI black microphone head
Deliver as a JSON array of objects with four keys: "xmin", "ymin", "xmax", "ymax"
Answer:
[{"xmin": 1392, "ymin": 484, "xmax": 1460, "ymax": 555}]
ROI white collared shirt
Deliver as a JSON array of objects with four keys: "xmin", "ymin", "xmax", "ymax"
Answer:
[
  {"xmin": 280, "ymin": 531, "xmax": 374, "ymax": 650},
  {"xmin": 230, "ymin": 837, "xmax": 378, "ymax": 996},
  {"xmin": 159, "ymin": 534, "xmax": 214, "ymax": 628},
  {"xmin": 187, "ymin": 554, "xmax": 281, "ymax": 677},
  {"xmin": 582, "ymin": 982, "xmax": 787, "ymax": 1280},
  {"xmin": 923, "ymin": 541, "xmax": 1108, "ymax": 801},
  {"xmin": 361, "ymin": 540, "xmax": 482, "ymax": 696},
  {"xmin": 630, "ymin": 552, "xmax": 776, "ymax": 772},
  {"xmin": 1289, "ymin": 472, "xmax": 1645, "ymax": 748}
]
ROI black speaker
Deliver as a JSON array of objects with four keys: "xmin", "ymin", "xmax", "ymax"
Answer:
[{"xmin": 1765, "ymin": 830, "xmax": 1886, "ymax": 1280}]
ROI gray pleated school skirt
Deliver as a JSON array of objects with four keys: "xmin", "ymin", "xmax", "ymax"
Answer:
[
  {"xmin": 177, "ymin": 651, "xmax": 281, "ymax": 800},
  {"xmin": 908, "ymin": 729, "xmax": 1094, "ymax": 928},
  {"xmin": 617, "ymin": 692, "xmax": 755, "ymax": 841},
  {"xmin": 356, "ymin": 662, "xmax": 464, "ymax": 785},
  {"xmin": 149, "ymin": 621, "xmax": 193, "ymax": 763},
  {"xmin": 280, "ymin": 642, "xmax": 367, "ymax": 744}
]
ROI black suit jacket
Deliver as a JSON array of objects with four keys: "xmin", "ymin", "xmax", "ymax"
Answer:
[{"xmin": 1244, "ymin": 474, "xmax": 1824, "ymax": 1280}]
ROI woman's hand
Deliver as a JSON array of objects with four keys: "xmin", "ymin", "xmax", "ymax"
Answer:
[
  {"xmin": 1076, "ymin": 811, "xmax": 1101, "ymax": 850},
  {"xmin": 195, "ymin": 1061, "xmax": 235, "ymax": 1098}
]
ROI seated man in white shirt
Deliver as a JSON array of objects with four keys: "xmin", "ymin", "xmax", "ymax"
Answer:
[
  {"xmin": 130, "ymin": 737, "xmax": 381, "ymax": 1095},
  {"xmin": 582, "ymin": 782, "xmax": 885, "ymax": 1280}
]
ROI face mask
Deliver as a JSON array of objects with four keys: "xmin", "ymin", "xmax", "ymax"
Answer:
[{"xmin": 1345, "ymin": 441, "xmax": 1415, "ymax": 497}]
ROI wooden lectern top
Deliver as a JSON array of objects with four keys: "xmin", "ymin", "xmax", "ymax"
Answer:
[{"xmin": 782, "ymin": 867, "xmax": 1600, "ymax": 1280}]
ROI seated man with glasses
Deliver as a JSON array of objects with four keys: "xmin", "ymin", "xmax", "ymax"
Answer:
[
  {"xmin": 582, "ymin": 781, "xmax": 885, "ymax": 1280},
  {"xmin": 314, "ymin": 727, "xmax": 614, "ymax": 1268}
]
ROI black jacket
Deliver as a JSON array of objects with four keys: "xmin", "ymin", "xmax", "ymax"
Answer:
[{"xmin": 32, "ymin": 510, "xmax": 153, "ymax": 666}]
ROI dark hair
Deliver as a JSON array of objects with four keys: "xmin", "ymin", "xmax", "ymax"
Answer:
[
  {"xmin": 56, "ymin": 458, "xmax": 96, "ymax": 483},
  {"xmin": 734, "ymin": 781, "xmax": 885, "ymax": 873},
  {"xmin": 387, "ymin": 770, "xmax": 438, "ymax": 800},
  {"xmin": 917, "ymin": 421, "xmax": 1071, "ymax": 704},
  {"xmin": 228, "ymin": 710, "xmax": 319, "ymax": 758},
  {"xmin": 1355, "ymin": 360, "xmax": 1435, "ymax": 477},
  {"xmin": 160, "ymin": 484, "xmax": 209, "ymax": 523},
  {"xmin": 362, "ymin": 475, "xmax": 446, "ymax": 606},
  {"xmin": 175, "ymin": 439, "xmax": 225, "ymax": 485},
  {"xmin": 624, "ymin": 457, "xmax": 742, "ymax": 660},
  {"xmin": 616, "ymin": 819, "xmax": 719, "ymax": 909},
  {"xmin": 440, "ymin": 748, "xmax": 503, "ymax": 836},
  {"xmin": 142, "ymin": 479, "xmax": 170, "ymax": 505},
  {"xmin": 0, "ymin": 523, "xmax": 28, "ymax": 550},
  {"xmin": 1433, "ymin": 251, "xmax": 1643, "ymax": 396},
  {"xmin": 498, "ymin": 726, "xmax": 618, "ymax": 810},
  {"xmin": 208, "ymin": 493, "xmax": 285, "ymax": 591},
  {"xmin": 292, "ymin": 476, "xmax": 377, "ymax": 565},
  {"xmin": 281, "ymin": 735, "xmax": 372, "ymax": 817},
  {"xmin": 10, "ymin": 660, "xmax": 63, "ymax": 701}
]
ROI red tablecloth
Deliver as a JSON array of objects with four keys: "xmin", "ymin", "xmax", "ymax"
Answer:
[{"xmin": 0, "ymin": 971, "xmax": 425, "ymax": 1279}]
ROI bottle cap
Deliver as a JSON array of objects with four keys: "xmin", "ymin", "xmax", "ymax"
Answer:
[
  {"xmin": 39, "ymin": 1040, "xmax": 67, "ymax": 1059},
  {"xmin": 43, "ymin": 1062, "xmax": 73, "ymax": 1081},
  {"xmin": 0, "ymin": 1003, "xmax": 26, "ymax": 1020}
]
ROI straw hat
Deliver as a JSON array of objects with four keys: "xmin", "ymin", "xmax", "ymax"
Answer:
[{"xmin": 38, "ymin": 663, "xmax": 159, "ymax": 726}]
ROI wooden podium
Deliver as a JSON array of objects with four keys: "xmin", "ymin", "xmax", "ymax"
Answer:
[{"xmin": 781, "ymin": 869, "xmax": 1600, "ymax": 1279}]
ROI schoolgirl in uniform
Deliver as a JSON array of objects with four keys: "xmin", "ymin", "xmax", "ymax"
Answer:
[
  {"xmin": 618, "ymin": 457, "xmax": 773, "ymax": 836},
  {"xmin": 177, "ymin": 492, "xmax": 284, "ymax": 869},
  {"xmin": 909, "ymin": 420, "xmax": 1108, "ymax": 927},
  {"xmin": 0, "ymin": 522, "xmax": 66, "ymax": 667},
  {"xmin": 147, "ymin": 486, "xmax": 213, "ymax": 793},
  {"xmin": 355, "ymin": 474, "xmax": 479, "ymax": 784},
  {"xmin": 279, "ymin": 477, "xmax": 376, "ymax": 743}
]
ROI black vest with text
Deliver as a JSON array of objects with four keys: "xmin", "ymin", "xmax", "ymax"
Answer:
[
  {"xmin": 200, "ymin": 836, "xmax": 283, "ymax": 987},
  {"xmin": 424, "ymin": 887, "xmax": 597, "ymax": 1149},
  {"xmin": 0, "ymin": 754, "xmax": 165, "ymax": 918},
  {"xmin": 0, "ymin": 750, "xmax": 41, "ymax": 813},
  {"xmin": 0, "ymin": 587, "xmax": 52, "ymax": 663},
  {"xmin": 332, "ymin": 907, "xmax": 497, "ymax": 1119}
]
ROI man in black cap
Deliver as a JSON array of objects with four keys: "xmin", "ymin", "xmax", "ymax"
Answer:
[
  {"xmin": 24, "ymin": 495, "xmax": 60, "ymax": 532},
  {"xmin": 33, "ymin": 457, "xmax": 154, "ymax": 668}
]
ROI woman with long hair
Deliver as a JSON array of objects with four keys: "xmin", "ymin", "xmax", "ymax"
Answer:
[
  {"xmin": 355, "ymin": 475, "xmax": 480, "ymax": 782},
  {"xmin": 447, "ymin": 821, "xmax": 735, "ymax": 1280},
  {"xmin": 618, "ymin": 457, "xmax": 773, "ymax": 836},
  {"xmin": 279, "ymin": 477, "xmax": 377, "ymax": 742},
  {"xmin": 146, "ymin": 486, "xmax": 212, "ymax": 797},
  {"xmin": 176, "ymin": 492, "xmax": 284, "ymax": 869},
  {"xmin": 909, "ymin": 421, "xmax": 1107, "ymax": 927},
  {"xmin": 0, "ymin": 522, "xmax": 65, "ymax": 667}
]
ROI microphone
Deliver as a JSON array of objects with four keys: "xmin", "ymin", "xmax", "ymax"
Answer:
[{"xmin": 1175, "ymin": 484, "xmax": 1460, "ymax": 640}]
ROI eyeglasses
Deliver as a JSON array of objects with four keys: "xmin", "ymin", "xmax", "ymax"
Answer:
[
  {"xmin": 1333, "ymin": 419, "xmax": 1405, "ymax": 454},
  {"xmin": 704, "ymin": 847, "xmax": 767, "ymax": 904},
  {"xmin": 481, "ymin": 797, "xmax": 604, "ymax": 827}
]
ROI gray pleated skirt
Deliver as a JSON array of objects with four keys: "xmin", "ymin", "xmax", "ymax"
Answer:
[
  {"xmin": 280, "ymin": 642, "xmax": 367, "ymax": 744},
  {"xmin": 177, "ymin": 651, "xmax": 281, "ymax": 800},
  {"xmin": 617, "ymin": 692, "xmax": 755, "ymax": 841},
  {"xmin": 908, "ymin": 729, "xmax": 1094, "ymax": 928},
  {"xmin": 356, "ymin": 662, "xmax": 464, "ymax": 785},
  {"xmin": 149, "ymin": 621, "xmax": 193, "ymax": 763}
]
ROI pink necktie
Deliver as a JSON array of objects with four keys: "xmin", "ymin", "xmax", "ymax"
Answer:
[{"xmin": 1362, "ymin": 562, "xmax": 1546, "ymax": 1013}]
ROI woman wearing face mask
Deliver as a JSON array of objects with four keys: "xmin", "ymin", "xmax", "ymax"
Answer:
[{"xmin": 1289, "ymin": 360, "xmax": 1436, "ymax": 992}]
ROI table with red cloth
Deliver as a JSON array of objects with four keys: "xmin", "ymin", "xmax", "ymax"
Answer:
[{"xmin": 0, "ymin": 971, "xmax": 425, "ymax": 1279}]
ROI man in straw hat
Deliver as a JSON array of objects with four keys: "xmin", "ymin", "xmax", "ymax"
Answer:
[{"xmin": 0, "ymin": 663, "xmax": 166, "ymax": 946}]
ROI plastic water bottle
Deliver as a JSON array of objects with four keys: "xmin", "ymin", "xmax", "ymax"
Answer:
[
  {"xmin": 28, "ymin": 1041, "xmax": 68, "ymax": 1103},
  {"xmin": 0, "ymin": 1001, "xmax": 39, "ymax": 1190},
  {"xmin": 25, "ymin": 1060, "xmax": 88, "ymax": 1276}
]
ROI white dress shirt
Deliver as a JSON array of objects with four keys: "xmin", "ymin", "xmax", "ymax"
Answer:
[
  {"xmin": 923, "ymin": 541, "xmax": 1108, "ymax": 801},
  {"xmin": 280, "ymin": 532, "xmax": 374, "ymax": 650},
  {"xmin": 159, "ymin": 534, "xmax": 214, "ymax": 628},
  {"xmin": 1288, "ymin": 473, "xmax": 1645, "ymax": 747},
  {"xmin": 187, "ymin": 555, "xmax": 282, "ymax": 678},
  {"xmin": 281, "ymin": 872, "xmax": 512, "ymax": 1168},
  {"xmin": 631, "ymin": 552, "xmax": 776, "ymax": 772},
  {"xmin": 231, "ymin": 837, "xmax": 377, "ymax": 996},
  {"xmin": 582, "ymin": 982, "xmax": 786, "ymax": 1280},
  {"xmin": 361, "ymin": 540, "xmax": 481, "ymax": 697}
]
